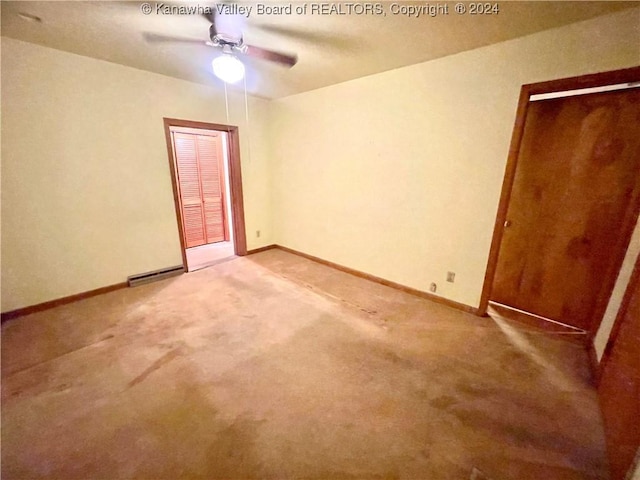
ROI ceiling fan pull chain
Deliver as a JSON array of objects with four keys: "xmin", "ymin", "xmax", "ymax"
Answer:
[
  {"xmin": 243, "ymin": 73, "xmax": 252, "ymax": 165},
  {"xmin": 223, "ymin": 80, "xmax": 230, "ymax": 128}
]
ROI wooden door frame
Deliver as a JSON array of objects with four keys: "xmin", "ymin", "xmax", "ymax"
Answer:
[
  {"xmin": 478, "ymin": 66, "xmax": 640, "ymax": 338},
  {"xmin": 598, "ymin": 251, "xmax": 640, "ymax": 384},
  {"xmin": 163, "ymin": 117, "xmax": 248, "ymax": 270},
  {"xmin": 597, "ymin": 252, "xmax": 640, "ymax": 478}
]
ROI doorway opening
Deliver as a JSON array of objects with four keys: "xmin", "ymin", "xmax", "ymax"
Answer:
[
  {"xmin": 479, "ymin": 67, "xmax": 640, "ymax": 339},
  {"xmin": 163, "ymin": 118, "xmax": 247, "ymax": 272}
]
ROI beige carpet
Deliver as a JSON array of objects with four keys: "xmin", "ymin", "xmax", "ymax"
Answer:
[{"xmin": 1, "ymin": 249, "xmax": 608, "ymax": 479}]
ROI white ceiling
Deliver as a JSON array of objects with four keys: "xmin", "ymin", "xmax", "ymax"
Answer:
[{"xmin": 1, "ymin": 1, "xmax": 637, "ymax": 99}]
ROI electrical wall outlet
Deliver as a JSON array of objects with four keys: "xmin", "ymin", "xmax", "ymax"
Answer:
[
  {"xmin": 429, "ymin": 283, "xmax": 437, "ymax": 293},
  {"xmin": 447, "ymin": 272, "xmax": 455, "ymax": 283},
  {"xmin": 256, "ymin": 230, "xmax": 261, "ymax": 238}
]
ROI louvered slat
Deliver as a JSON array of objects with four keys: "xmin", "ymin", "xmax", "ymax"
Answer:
[
  {"xmin": 183, "ymin": 205, "xmax": 206, "ymax": 247},
  {"xmin": 197, "ymin": 135, "xmax": 227, "ymax": 243},
  {"xmin": 198, "ymin": 136, "xmax": 222, "ymax": 200},
  {"xmin": 174, "ymin": 135, "xmax": 202, "ymax": 206},
  {"xmin": 173, "ymin": 133, "xmax": 206, "ymax": 247},
  {"xmin": 204, "ymin": 204, "xmax": 225, "ymax": 242}
]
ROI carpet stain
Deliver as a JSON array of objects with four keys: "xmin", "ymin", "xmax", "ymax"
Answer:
[
  {"xmin": 450, "ymin": 406, "xmax": 578, "ymax": 453},
  {"xmin": 127, "ymin": 348, "xmax": 183, "ymax": 388},
  {"xmin": 429, "ymin": 395, "xmax": 458, "ymax": 410},
  {"xmin": 456, "ymin": 382, "xmax": 500, "ymax": 398}
]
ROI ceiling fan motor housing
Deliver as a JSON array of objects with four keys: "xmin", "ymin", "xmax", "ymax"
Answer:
[{"xmin": 210, "ymin": 25, "xmax": 242, "ymax": 47}]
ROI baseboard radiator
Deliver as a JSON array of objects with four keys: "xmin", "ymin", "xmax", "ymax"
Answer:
[{"xmin": 127, "ymin": 265, "xmax": 184, "ymax": 287}]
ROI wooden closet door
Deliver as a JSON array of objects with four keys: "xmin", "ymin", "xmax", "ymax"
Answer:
[
  {"xmin": 172, "ymin": 130, "xmax": 228, "ymax": 249},
  {"xmin": 491, "ymin": 88, "xmax": 640, "ymax": 330},
  {"xmin": 173, "ymin": 132, "xmax": 206, "ymax": 248},
  {"xmin": 197, "ymin": 134, "xmax": 228, "ymax": 244}
]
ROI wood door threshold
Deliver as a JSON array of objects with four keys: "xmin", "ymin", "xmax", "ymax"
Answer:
[
  {"xmin": 489, "ymin": 302, "xmax": 588, "ymax": 344},
  {"xmin": 188, "ymin": 255, "xmax": 237, "ymax": 272}
]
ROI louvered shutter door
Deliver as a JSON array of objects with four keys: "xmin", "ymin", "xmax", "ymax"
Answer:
[
  {"xmin": 173, "ymin": 133, "xmax": 206, "ymax": 248},
  {"xmin": 197, "ymin": 135, "xmax": 228, "ymax": 243}
]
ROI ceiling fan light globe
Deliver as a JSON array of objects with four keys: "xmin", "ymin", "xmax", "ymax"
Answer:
[{"xmin": 212, "ymin": 54, "xmax": 245, "ymax": 84}]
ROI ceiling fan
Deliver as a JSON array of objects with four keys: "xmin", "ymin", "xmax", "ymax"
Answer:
[{"xmin": 143, "ymin": 5, "xmax": 297, "ymax": 84}]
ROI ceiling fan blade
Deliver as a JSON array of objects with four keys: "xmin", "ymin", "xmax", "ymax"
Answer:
[
  {"xmin": 254, "ymin": 24, "xmax": 351, "ymax": 48},
  {"xmin": 202, "ymin": 8, "xmax": 215, "ymax": 26},
  {"xmin": 202, "ymin": 3, "xmax": 218, "ymax": 38},
  {"xmin": 242, "ymin": 45, "xmax": 297, "ymax": 67},
  {"xmin": 143, "ymin": 32, "xmax": 208, "ymax": 46}
]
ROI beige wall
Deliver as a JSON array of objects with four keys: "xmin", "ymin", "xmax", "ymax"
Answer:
[
  {"xmin": 1, "ymin": 37, "xmax": 273, "ymax": 312},
  {"xmin": 269, "ymin": 8, "xmax": 640, "ymax": 308}
]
